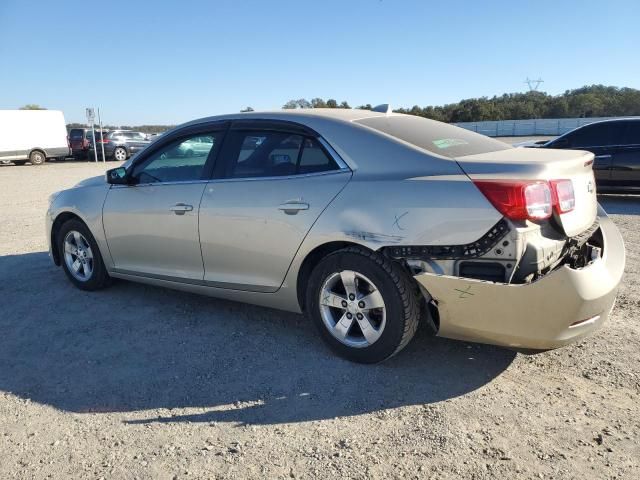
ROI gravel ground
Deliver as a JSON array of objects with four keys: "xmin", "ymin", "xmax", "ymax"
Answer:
[{"xmin": 0, "ymin": 161, "xmax": 638, "ymax": 479}]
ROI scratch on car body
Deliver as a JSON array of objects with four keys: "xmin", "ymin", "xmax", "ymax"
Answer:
[{"xmin": 344, "ymin": 231, "xmax": 404, "ymax": 243}]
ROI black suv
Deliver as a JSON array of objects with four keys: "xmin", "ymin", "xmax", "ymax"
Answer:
[
  {"xmin": 540, "ymin": 119, "xmax": 640, "ymax": 192},
  {"xmin": 88, "ymin": 130, "xmax": 150, "ymax": 161}
]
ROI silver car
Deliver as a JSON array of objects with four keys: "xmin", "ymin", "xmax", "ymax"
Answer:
[{"xmin": 46, "ymin": 109, "xmax": 625, "ymax": 363}]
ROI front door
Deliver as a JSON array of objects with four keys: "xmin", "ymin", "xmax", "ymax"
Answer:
[
  {"xmin": 199, "ymin": 127, "xmax": 351, "ymax": 292},
  {"xmin": 103, "ymin": 129, "xmax": 223, "ymax": 280}
]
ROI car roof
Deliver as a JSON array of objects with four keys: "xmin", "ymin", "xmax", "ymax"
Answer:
[{"xmin": 183, "ymin": 108, "xmax": 389, "ymax": 129}]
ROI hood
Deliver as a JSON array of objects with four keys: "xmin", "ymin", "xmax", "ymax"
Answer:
[{"xmin": 74, "ymin": 175, "xmax": 106, "ymax": 188}]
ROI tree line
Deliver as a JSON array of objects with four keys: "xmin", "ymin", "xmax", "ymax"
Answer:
[
  {"xmin": 65, "ymin": 123, "xmax": 174, "ymax": 134},
  {"xmin": 279, "ymin": 86, "xmax": 640, "ymax": 122},
  {"xmin": 51, "ymin": 85, "xmax": 640, "ymax": 133}
]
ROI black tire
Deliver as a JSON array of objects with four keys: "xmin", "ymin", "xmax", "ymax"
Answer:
[
  {"xmin": 29, "ymin": 150, "xmax": 46, "ymax": 165},
  {"xmin": 57, "ymin": 219, "xmax": 111, "ymax": 291},
  {"xmin": 306, "ymin": 247, "xmax": 421, "ymax": 363}
]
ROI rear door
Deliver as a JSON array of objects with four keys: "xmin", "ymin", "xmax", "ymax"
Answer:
[
  {"xmin": 610, "ymin": 121, "xmax": 640, "ymax": 187},
  {"xmin": 69, "ymin": 129, "xmax": 85, "ymax": 152},
  {"xmin": 199, "ymin": 122, "xmax": 351, "ymax": 292}
]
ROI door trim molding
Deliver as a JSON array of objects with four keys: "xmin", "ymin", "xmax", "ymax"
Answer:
[{"xmin": 111, "ymin": 268, "xmax": 277, "ymax": 293}]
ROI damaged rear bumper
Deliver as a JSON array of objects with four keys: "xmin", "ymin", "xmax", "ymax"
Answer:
[{"xmin": 414, "ymin": 207, "xmax": 625, "ymax": 350}]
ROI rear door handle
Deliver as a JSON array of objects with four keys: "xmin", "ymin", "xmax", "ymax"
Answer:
[
  {"xmin": 170, "ymin": 203, "xmax": 193, "ymax": 215},
  {"xmin": 278, "ymin": 201, "xmax": 309, "ymax": 214}
]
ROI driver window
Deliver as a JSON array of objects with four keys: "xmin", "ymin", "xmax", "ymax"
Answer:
[{"xmin": 131, "ymin": 133, "xmax": 220, "ymax": 184}]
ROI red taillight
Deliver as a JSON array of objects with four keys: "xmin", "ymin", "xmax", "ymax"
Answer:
[
  {"xmin": 550, "ymin": 179, "xmax": 575, "ymax": 213},
  {"xmin": 474, "ymin": 180, "xmax": 553, "ymax": 221}
]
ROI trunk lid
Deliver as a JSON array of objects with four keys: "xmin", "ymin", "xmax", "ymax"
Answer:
[{"xmin": 456, "ymin": 147, "xmax": 597, "ymax": 237}]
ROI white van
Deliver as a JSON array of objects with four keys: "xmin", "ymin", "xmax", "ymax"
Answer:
[{"xmin": 0, "ymin": 110, "xmax": 70, "ymax": 165}]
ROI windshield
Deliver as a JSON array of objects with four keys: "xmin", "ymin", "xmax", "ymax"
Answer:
[{"xmin": 355, "ymin": 115, "xmax": 511, "ymax": 158}]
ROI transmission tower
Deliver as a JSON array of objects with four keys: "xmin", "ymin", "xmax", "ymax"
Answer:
[{"xmin": 525, "ymin": 77, "xmax": 544, "ymax": 91}]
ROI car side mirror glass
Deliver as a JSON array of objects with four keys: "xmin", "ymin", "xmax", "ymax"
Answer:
[{"xmin": 106, "ymin": 167, "xmax": 129, "ymax": 185}]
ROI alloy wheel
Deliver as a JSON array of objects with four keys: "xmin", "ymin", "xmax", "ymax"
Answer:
[
  {"xmin": 63, "ymin": 231, "xmax": 94, "ymax": 281},
  {"xmin": 319, "ymin": 270, "xmax": 386, "ymax": 348},
  {"xmin": 114, "ymin": 148, "xmax": 127, "ymax": 161}
]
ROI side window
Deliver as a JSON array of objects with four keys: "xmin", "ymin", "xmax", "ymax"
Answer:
[
  {"xmin": 130, "ymin": 132, "xmax": 220, "ymax": 184},
  {"xmin": 298, "ymin": 138, "xmax": 338, "ymax": 174},
  {"xmin": 567, "ymin": 123, "xmax": 612, "ymax": 148},
  {"xmin": 130, "ymin": 132, "xmax": 147, "ymax": 141},
  {"xmin": 229, "ymin": 131, "xmax": 302, "ymax": 178},
  {"xmin": 226, "ymin": 131, "xmax": 340, "ymax": 178}
]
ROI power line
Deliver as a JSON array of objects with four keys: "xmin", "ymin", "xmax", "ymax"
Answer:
[{"xmin": 524, "ymin": 77, "xmax": 544, "ymax": 91}]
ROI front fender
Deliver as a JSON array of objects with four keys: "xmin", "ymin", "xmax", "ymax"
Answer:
[{"xmin": 47, "ymin": 183, "xmax": 112, "ymax": 269}]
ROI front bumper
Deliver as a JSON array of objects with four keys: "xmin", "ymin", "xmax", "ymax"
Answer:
[{"xmin": 414, "ymin": 207, "xmax": 625, "ymax": 350}]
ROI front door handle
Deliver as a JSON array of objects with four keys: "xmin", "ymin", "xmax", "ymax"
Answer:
[
  {"xmin": 278, "ymin": 201, "xmax": 309, "ymax": 215},
  {"xmin": 170, "ymin": 203, "xmax": 193, "ymax": 215}
]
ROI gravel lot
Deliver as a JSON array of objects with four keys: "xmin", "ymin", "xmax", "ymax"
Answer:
[{"xmin": 1, "ymin": 161, "xmax": 639, "ymax": 479}]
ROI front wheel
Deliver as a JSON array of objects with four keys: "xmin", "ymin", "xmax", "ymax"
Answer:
[
  {"xmin": 57, "ymin": 219, "xmax": 111, "ymax": 291},
  {"xmin": 306, "ymin": 247, "xmax": 421, "ymax": 363}
]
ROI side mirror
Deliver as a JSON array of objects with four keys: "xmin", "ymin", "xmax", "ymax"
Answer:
[{"xmin": 106, "ymin": 167, "xmax": 129, "ymax": 185}]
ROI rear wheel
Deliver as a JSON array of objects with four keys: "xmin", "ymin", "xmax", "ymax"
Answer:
[
  {"xmin": 57, "ymin": 219, "xmax": 111, "ymax": 291},
  {"xmin": 306, "ymin": 247, "xmax": 420, "ymax": 363},
  {"xmin": 29, "ymin": 150, "xmax": 46, "ymax": 165},
  {"xmin": 113, "ymin": 147, "xmax": 127, "ymax": 162}
]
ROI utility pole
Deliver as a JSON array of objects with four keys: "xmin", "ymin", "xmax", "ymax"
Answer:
[
  {"xmin": 86, "ymin": 108, "xmax": 97, "ymax": 163},
  {"xmin": 97, "ymin": 108, "xmax": 106, "ymax": 163},
  {"xmin": 524, "ymin": 77, "xmax": 544, "ymax": 92}
]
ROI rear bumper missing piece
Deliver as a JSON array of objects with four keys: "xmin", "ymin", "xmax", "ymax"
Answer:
[{"xmin": 414, "ymin": 207, "xmax": 625, "ymax": 350}]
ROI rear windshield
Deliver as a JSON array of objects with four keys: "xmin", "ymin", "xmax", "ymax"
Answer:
[
  {"xmin": 355, "ymin": 115, "xmax": 511, "ymax": 158},
  {"xmin": 69, "ymin": 129, "xmax": 84, "ymax": 139}
]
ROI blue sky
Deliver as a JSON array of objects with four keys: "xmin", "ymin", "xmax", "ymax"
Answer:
[{"xmin": 1, "ymin": 0, "xmax": 638, "ymax": 125}]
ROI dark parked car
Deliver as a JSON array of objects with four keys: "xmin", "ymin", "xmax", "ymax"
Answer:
[
  {"xmin": 88, "ymin": 130, "xmax": 150, "ymax": 161},
  {"xmin": 538, "ymin": 119, "xmax": 640, "ymax": 192},
  {"xmin": 69, "ymin": 128, "xmax": 92, "ymax": 159}
]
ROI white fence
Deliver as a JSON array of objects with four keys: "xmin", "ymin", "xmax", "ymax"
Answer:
[{"xmin": 454, "ymin": 116, "xmax": 640, "ymax": 137}]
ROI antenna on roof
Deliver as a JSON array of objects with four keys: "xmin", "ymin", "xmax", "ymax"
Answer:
[{"xmin": 372, "ymin": 104, "xmax": 392, "ymax": 114}]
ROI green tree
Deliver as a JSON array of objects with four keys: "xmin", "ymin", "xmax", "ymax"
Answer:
[
  {"xmin": 20, "ymin": 104, "xmax": 46, "ymax": 110},
  {"xmin": 283, "ymin": 99, "xmax": 312, "ymax": 109},
  {"xmin": 311, "ymin": 98, "xmax": 327, "ymax": 108},
  {"xmin": 240, "ymin": 106, "xmax": 254, "ymax": 112}
]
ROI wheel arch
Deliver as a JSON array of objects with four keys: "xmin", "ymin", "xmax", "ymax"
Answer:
[
  {"xmin": 28, "ymin": 148, "xmax": 47, "ymax": 159},
  {"xmin": 296, "ymin": 240, "xmax": 373, "ymax": 312},
  {"xmin": 50, "ymin": 212, "xmax": 88, "ymax": 265}
]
